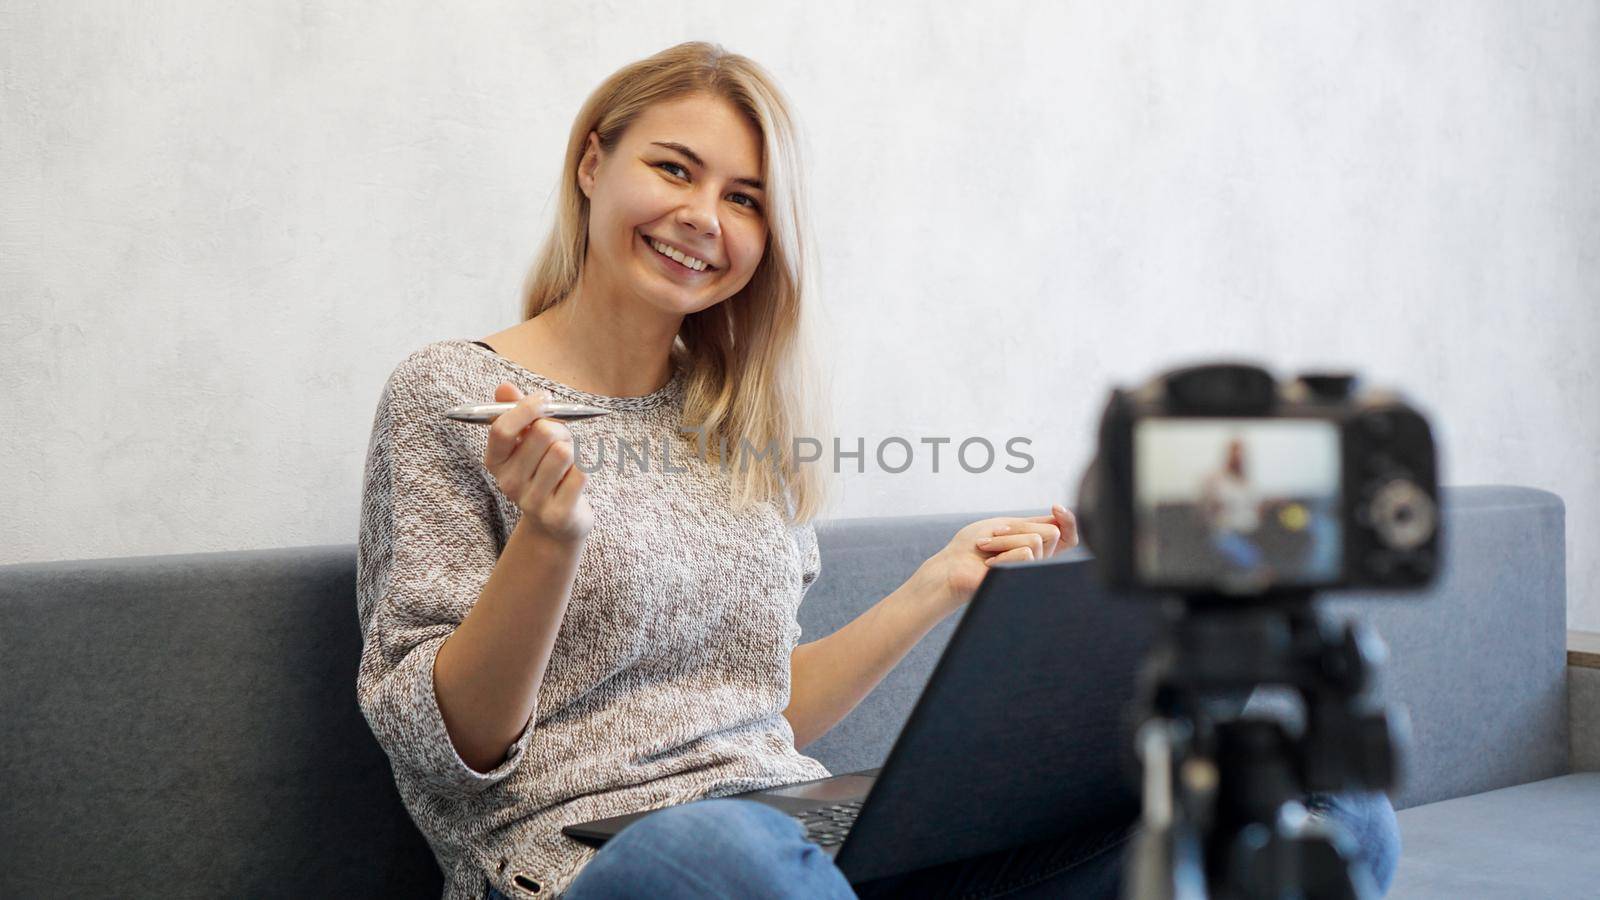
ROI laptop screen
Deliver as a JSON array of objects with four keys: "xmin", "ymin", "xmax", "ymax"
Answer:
[{"xmin": 834, "ymin": 557, "xmax": 1160, "ymax": 883}]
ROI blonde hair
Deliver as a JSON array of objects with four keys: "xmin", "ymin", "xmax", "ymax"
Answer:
[{"xmin": 521, "ymin": 41, "xmax": 834, "ymax": 525}]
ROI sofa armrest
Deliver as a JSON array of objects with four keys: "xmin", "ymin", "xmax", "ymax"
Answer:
[{"xmin": 1572, "ymin": 630, "xmax": 1600, "ymax": 773}]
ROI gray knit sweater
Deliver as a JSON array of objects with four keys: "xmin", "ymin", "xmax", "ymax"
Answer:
[{"xmin": 355, "ymin": 339, "xmax": 831, "ymax": 899}]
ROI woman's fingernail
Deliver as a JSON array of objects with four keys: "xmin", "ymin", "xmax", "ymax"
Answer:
[{"xmin": 994, "ymin": 525, "xmax": 1009, "ymax": 533}]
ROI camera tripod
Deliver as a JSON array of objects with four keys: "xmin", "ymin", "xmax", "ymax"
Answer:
[{"xmin": 1122, "ymin": 592, "xmax": 1407, "ymax": 900}]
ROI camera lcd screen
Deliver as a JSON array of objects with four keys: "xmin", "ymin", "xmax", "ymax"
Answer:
[{"xmin": 1133, "ymin": 418, "xmax": 1342, "ymax": 589}]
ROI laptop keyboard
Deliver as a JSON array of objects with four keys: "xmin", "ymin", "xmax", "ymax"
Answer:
[{"xmin": 793, "ymin": 798, "xmax": 863, "ymax": 847}]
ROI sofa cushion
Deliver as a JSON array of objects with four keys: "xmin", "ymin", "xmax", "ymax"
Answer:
[{"xmin": 1390, "ymin": 773, "xmax": 1600, "ymax": 898}]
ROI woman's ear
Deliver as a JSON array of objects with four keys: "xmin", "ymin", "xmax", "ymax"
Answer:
[{"xmin": 577, "ymin": 132, "xmax": 602, "ymax": 199}]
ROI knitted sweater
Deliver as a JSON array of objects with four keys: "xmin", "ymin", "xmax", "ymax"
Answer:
[{"xmin": 355, "ymin": 339, "xmax": 832, "ymax": 899}]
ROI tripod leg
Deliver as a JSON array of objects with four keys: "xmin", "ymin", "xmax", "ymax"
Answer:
[{"xmin": 1124, "ymin": 818, "xmax": 1208, "ymax": 900}]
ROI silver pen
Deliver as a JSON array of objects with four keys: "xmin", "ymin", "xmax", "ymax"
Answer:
[{"xmin": 444, "ymin": 401, "xmax": 612, "ymax": 424}]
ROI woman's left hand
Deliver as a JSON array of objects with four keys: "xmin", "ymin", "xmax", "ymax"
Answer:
[{"xmin": 913, "ymin": 503, "xmax": 1079, "ymax": 620}]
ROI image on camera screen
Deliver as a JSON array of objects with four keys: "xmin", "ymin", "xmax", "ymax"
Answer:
[{"xmin": 1133, "ymin": 418, "xmax": 1342, "ymax": 589}]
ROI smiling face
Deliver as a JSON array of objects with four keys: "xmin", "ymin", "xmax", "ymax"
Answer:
[{"xmin": 577, "ymin": 92, "xmax": 769, "ymax": 318}]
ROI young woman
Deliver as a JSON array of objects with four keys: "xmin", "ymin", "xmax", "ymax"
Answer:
[
  {"xmin": 1200, "ymin": 438, "xmax": 1269, "ymax": 576},
  {"xmin": 356, "ymin": 42, "xmax": 1400, "ymax": 899}
]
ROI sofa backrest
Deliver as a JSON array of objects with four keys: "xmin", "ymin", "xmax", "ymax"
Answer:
[
  {"xmin": 0, "ymin": 485, "xmax": 1566, "ymax": 898},
  {"xmin": 0, "ymin": 543, "xmax": 432, "ymax": 898}
]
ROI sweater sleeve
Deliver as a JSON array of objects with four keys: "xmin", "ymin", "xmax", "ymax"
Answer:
[{"xmin": 354, "ymin": 365, "xmax": 535, "ymax": 797}]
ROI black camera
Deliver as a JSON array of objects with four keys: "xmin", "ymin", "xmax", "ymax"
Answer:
[
  {"xmin": 1076, "ymin": 362, "xmax": 1440, "ymax": 596},
  {"xmin": 1076, "ymin": 362, "xmax": 1438, "ymax": 898}
]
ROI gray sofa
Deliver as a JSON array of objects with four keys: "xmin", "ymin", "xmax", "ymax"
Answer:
[{"xmin": 2, "ymin": 485, "xmax": 1594, "ymax": 898}]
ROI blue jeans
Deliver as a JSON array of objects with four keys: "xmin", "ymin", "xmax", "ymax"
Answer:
[
  {"xmin": 1212, "ymin": 530, "xmax": 1265, "ymax": 571},
  {"xmin": 484, "ymin": 789, "xmax": 1399, "ymax": 899}
]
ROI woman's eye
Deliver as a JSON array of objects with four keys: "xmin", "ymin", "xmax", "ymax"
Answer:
[{"xmin": 654, "ymin": 161, "xmax": 760, "ymax": 211}]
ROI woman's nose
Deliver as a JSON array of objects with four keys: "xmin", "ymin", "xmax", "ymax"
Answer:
[{"xmin": 677, "ymin": 191, "xmax": 721, "ymax": 237}]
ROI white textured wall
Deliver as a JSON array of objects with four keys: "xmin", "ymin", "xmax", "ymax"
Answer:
[{"xmin": 3, "ymin": 2, "xmax": 1597, "ymax": 628}]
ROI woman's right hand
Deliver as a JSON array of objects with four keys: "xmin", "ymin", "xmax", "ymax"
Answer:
[{"xmin": 483, "ymin": 381, "xmax": 593, "ymax": 545}]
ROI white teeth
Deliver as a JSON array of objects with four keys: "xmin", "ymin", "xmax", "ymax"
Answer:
[{"xmin": 650, "ymin": 238, "xmax": 708, "ymax": 271}]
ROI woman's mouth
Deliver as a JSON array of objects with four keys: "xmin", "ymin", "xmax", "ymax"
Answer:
[{"xmin": 641, "ymin": 233, "xmax": 714, "ymax": 275}]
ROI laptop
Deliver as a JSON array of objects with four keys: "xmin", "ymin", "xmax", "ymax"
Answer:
[{"xmin": 563, "ymin": 555, "xmax": 1173, "ymax": 885}]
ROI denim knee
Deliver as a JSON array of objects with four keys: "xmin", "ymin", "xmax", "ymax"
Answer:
[
  {"xmin": 1305, "ymin": 790, "xmax": 1402, "ymax": 896},
  {"xmin": 564, "ymin": 798, "xmax": 855, "ymax": 899}
]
